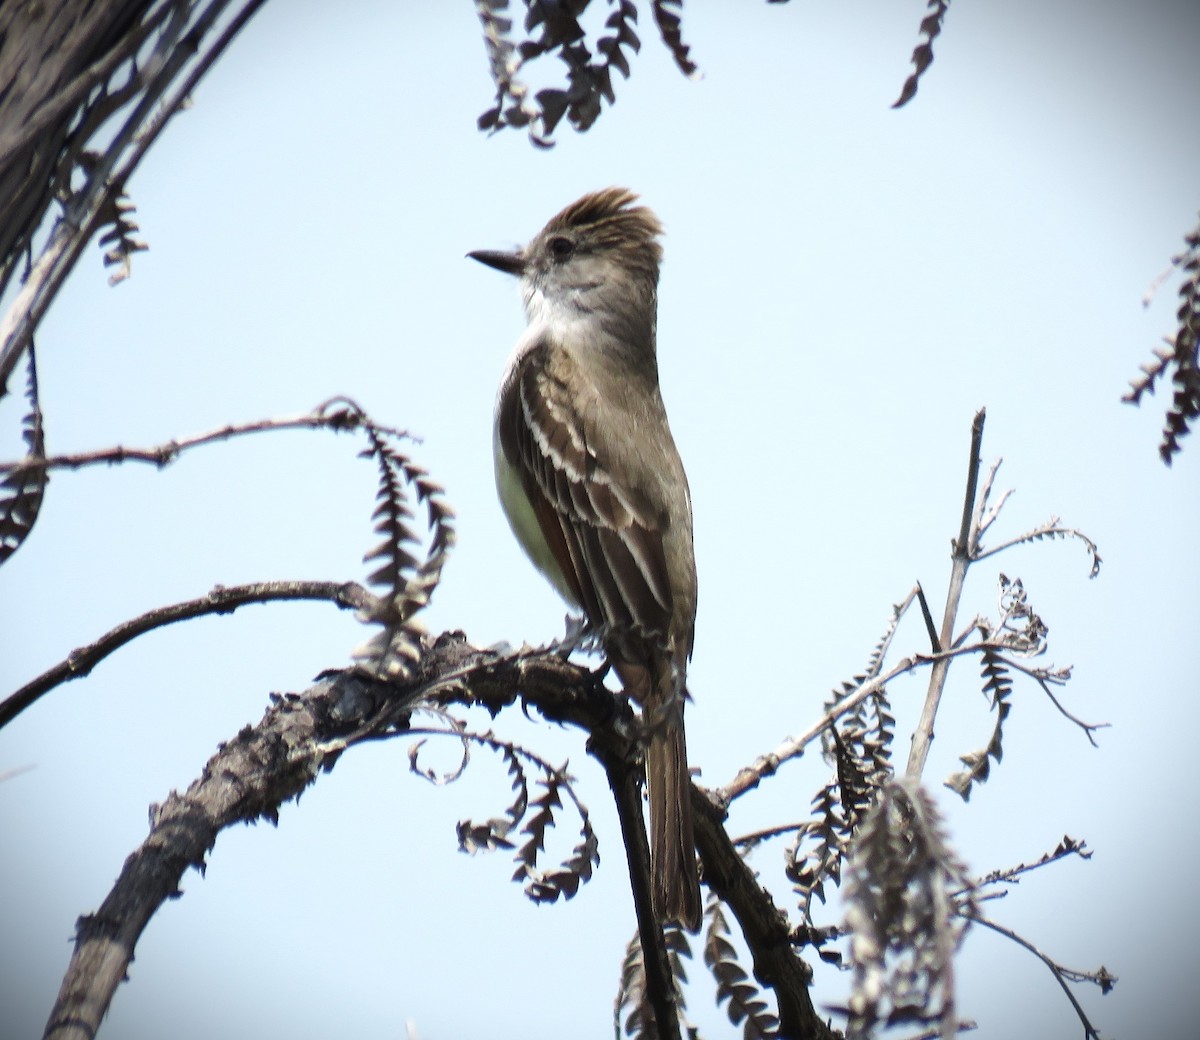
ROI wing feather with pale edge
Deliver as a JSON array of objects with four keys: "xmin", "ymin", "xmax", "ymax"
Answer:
[{"xmin": 496, "ymin": 339, "xmax": 676, "ymax": 648}]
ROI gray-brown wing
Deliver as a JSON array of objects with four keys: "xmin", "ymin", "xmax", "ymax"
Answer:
[{"xmin": 499, "ymin": 341, "xmax": 677, "ymax": 646}]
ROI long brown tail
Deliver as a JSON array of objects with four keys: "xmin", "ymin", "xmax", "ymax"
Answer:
[{"xmin": 646, "ymin": 716, "xmax": 701, "ymax": 931}]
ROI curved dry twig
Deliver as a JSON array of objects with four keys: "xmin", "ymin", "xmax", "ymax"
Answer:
[
  {"xmin": 1002, "ymin": 657, "xmax": 1108, "ymax": 746},
  {"xmin": 0, "ymin": 580, "xmax": 374, "ymax": 730},
  {"xmin": 720, "ymin": 672, "xmax": 887, "ymax": 805},
  {"xmin": 0, "ymin": 399, "xmax": 407, "ymax": 476},
  {"xmin": 718, "ymin": 637, "xmax": 997, "ymax": 806},
  {"xmin": 975, "ymin": 519, "xmax": 1102, "ymax": 579},
  {"xmin": 607, "ymin": 730, "xmax": 685, "ymax": 1040},
  {"xmin": 965, "ymin": 911, "xmax": 1113, "ymax": 1039},
  {"xmin": 0, "ymin": 397, "xmax": 411, "ymax": 566},
  {"xmin": 971, "ymin": 835, "xmax": 1091, "ymax": 894}
]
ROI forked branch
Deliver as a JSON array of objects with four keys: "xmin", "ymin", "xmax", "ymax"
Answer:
[
  {"xmin": 966, "ymin": 912, "xmax": 1113, "ymax": 1039},
  {"xmin": 906, "ymin": 409, "xmax": 986, "ymax": 779}
]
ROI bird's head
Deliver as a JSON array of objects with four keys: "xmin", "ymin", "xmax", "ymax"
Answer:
[{"xmin": 469, "ymin": 188, "xmax": 663, "ymax": 336}]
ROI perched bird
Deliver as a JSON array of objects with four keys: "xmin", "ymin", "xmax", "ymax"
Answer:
[{"xmin": 469, "ymin": 188, "xmax": 701, "ymax": 930}]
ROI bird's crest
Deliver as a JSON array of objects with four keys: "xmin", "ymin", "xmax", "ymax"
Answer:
[{"xmin": 541, "ymin": 187, "xmax": 664, "ymax": 261}]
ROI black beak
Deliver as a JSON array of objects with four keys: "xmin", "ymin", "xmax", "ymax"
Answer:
[{"xmin": 467, "ymin": 248, "xmax": 525, "ymax": 276}]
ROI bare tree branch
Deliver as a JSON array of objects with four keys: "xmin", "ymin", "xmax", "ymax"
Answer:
[
  {"xmin": 42, "ymin": 665, "xmax": 403, "ymax": 1040},
  {"xmin": 906, "ymin": 409, "xmax": 986, "ymax": 780},
  {"xmin": 0, "ymin": 580, "xmax": 375, "ymax": 729},
  {"xmin": 718, "ymin": 643, "xmax": 996, "ymax": 806},
  {"xmin": 40, "ymin": 633, "xmax": 841, "ymax": 1040},
  {"xmin": 970, "ymin": 834, "xmax": 1092, "ymax": 894},
  {"xmin": 720, "ymin": 670, "xmax": 893, "ymax": 804},
  {"xmin": 0, "ymin": 398, "xmax": 410, "ymax": 475},
  {"xmin": 965, "ymin": 912, "xmax": 1113, "ymax": 1040},
  {"xmin": 607, "ymin": 731, "xmax": 684, "ymax": 1040},
  {"xmin": 691, "ymin": 786, "xmax": 836, "ymax": 1040},
  {"xmin": 1001, "ymin": 657, "xmax": 1108, "ymax": 746}
]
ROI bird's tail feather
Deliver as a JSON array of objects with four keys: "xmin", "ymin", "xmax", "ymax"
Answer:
[{"xmin": 646, "ymin": 715, "xmax": 701, "ymax": 931}]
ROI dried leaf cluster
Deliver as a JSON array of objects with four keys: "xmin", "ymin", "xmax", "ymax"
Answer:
[
  {"xmin": 0, "ymin": 345, "xmax": 44, "ymax": 564},
  {"xmin": 893, "ymin": 0, "xmax": 951, "ymax": 109},
  {"xmin": 472, "ymin": 0, "xmax": 956, "ymax": 145},
  {"xmin": 351, "ymin": 414, "xmax": 456, "ymax": 680},
  {"xmin": 472, "ymin": 0, "xmax": 700, "ymax": 145},
  {"xmin": 694, "ymin": 432, "xmax": 1111, "ymax": 1040},
  {"xmin": 407, "ymin": 719, "xmax": 602, "ymax": 903},
  {"xmin": 472, "ymin": 0, "xmax": 657, "ymax": 146},
  {"xmin": 839, "ymin": 781, "xmax": 974, "ymax": 1039},
  {"xmin": 1125, "ymin": 214, "xmax": 1200, "ymax": 463},
  {"xmin": 703, "ymin": 902, "xmax": 781, "ymax": 1040},
  {"xmin": 474, "ymin": 0, "xmax": 690, "ymax": 146},
  {"xmin": 615, "ymin": 922, "xmax": 696, "ymax": 1039}
]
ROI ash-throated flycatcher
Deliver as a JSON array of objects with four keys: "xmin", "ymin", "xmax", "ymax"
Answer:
[{"xmin": 469, "ymin": 188, "xmax": 701, "ymax": 930}]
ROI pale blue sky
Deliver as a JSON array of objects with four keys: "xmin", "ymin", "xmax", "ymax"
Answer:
[{"xmin": 2, "ymin": 2, "xmax": 1199, "ymax": 1038}]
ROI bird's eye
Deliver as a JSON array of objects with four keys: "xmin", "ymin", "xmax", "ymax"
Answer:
[{"xmin": 549, "ymin": 236, "xmax": 574, "ymax": 259}]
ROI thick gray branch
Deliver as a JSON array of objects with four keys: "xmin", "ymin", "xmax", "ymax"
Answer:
[
  {"xmin": 43, "ymin": 633, "xmax": 833, "ymax": 1040},
  {"xmin": 44, "ymin": 666, "xmax": 387, "ymax": 1040}
]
